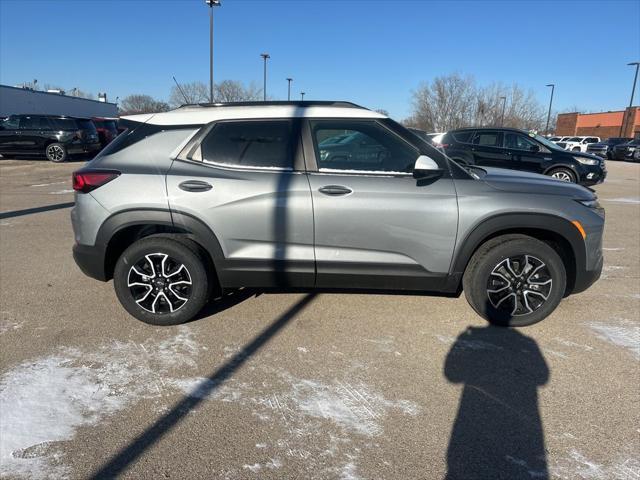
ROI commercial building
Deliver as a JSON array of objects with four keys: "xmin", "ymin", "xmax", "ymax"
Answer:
[
  {"xmin": 0, "ymin": 85, "xmax": 118, "ymax": 118},
  {"xmin": 556, "ymin": 106, "xmax": 639, "ymax": 138}
]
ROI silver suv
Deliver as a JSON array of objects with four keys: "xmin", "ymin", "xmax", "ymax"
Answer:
[{"xmin": 71, "ymin": 101, "xmax": 605, "ymax": 327}]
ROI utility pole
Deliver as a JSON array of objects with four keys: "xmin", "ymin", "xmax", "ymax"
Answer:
[
  {"xmin": 261, "ymin": 53, "xmax": 270, "ymax": 101},
  {"xmin": 205, "ymin": 0, "xmax": 221, "ymax": 103},
  {"xmin": 545, "ymin": 83, "xmax": 555, "ymax": 135},
  {"xmin": 620, "ymin": 62, "xmax": 640, "ymax": 136},
  {"xmin": 300, "ymin": 91, "xmax": 305, "ymax": 101},
  {"xmin": 286, "ymin": 78, "xmax": 293, "ymax": 101}
]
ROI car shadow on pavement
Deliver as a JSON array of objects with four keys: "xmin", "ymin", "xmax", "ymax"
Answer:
[
  {"xmin": 0, "ymin": 201, "xmax": 74, "ymax": 220},
  {"xmin": 444, "ymin": 323, "xmax": 550, "ymax": 479},
  {"xmin": 90, "ymin": 292, "xmax": 317, "ymax": 479}
]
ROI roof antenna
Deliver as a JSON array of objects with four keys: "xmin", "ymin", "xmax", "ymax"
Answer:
[{"xmin": 172, "ymin": 76, "xmax": 190, "ymax": 104}]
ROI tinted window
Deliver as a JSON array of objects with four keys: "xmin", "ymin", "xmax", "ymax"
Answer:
[
  {"xmin": 2, "ymin": 116, "xmax": 20, "ymax": 130},
  {"xmin": 76, "ymin": 119, "xmax": 97, "ymax": 134},
  {"xmin": 567, "ymin": 137, "xmax": 581, "ymax": 142},
  {"xmin": 201, "ymin": 120, "xmax": 293, "ymax": 169},
  {"xmin": 504, "ymin": 132, "xmax": 537, "ymax": 150},
  {"xmin": 473, "ymin": 131, "xmax": 503, "ymax": 147},
  {"xmin": 93, "ymin": 119, "xmax": 118, "ymax": 132},
  {"xmin": 51, "ymin": 118, "xmax": 78, "ymax": 130},
  {"xmin": 452, "ymin": 131, "xmax": 474, "ymax": 143},
  {"xmin": 311, "ymin": 120, "xmax": 417, "ymax": 173}
]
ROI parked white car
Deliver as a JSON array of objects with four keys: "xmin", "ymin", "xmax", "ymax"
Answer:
[
  {"xmin": 548, "ymin": 136, "xmax": 570, "ymax": 143},
  {"xmin": 561, "ymin": 136, "xmax": 601, "ymax": 152}
]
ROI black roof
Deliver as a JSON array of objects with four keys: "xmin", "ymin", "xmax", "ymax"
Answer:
[
  {"xmin": 9, "ymin": 113, "xmax": 92, "ymax": 120},
  {"xmin": 179, "ymin": 100, "xmax": 367, "ymax": 109},
  {"xmin": 449, "ymin": 126, "xmax": 530, "ymax": 133}
]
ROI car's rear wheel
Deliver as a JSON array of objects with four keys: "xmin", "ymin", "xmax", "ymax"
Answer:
[
  {"xmin": 114, "ymin": 236, "xmax": 210, "ymax": 325},
  {"xmin": 45, "ymin": 143, "xmax": 67, "ymax": 162},
  {"xmin": 463, "ymin": 234, "xmax": 566, "ymax": 327},
  {"xmin": 548, "ymin": 167, "xmax": 576, "ymax": 183}
]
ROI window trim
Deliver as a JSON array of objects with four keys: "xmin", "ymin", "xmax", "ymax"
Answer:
[
  {"xmin": 176, "ymin": 117, "xmax": 305, "ymax": 173},
  {"xmin": 303, "ymin": 118, "xmax": 420, "ymax": 176}
]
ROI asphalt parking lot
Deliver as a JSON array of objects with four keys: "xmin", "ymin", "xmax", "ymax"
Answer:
[{"xmin": 0, "ymin": 158, "xmax": 638, "ymax": 480}]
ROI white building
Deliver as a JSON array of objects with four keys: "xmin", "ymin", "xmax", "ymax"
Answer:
[{"xmin": 0, "ymin": 85, "xmax": 118, "ymax": 118}]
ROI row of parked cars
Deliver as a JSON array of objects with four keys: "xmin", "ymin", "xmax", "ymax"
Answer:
[
  {"xmin": 548, "ymin": 135, "xmax": 640, "ymax": 161},
  {"xmin": 0, "ymin": 114, "xmax": 121, "ymax": 162}
]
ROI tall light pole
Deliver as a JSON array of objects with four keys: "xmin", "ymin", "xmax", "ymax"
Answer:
[
  {"xmin": 545, "ymin": 83, "xmax": 555, "ymax": 135},
  {"xmin": 300, "ymin": 91, "xmax": 305, "ymax": 101},
  {"xmin": 620, "ymin": 61, "xmax": 640, "ymax": 136},
  {"xmin": 205, "ymin": 0, "xmax": 221, "ymax": 103},
  {"xmin": 260, "ymin": 53, "xmax": 270, "ymax": 101},
  {"xmin": 286, "ymin": 78, "xmax": 293, "ymax": 101},
  {"xmin": 499, "ymin": 96, "xmax": 507, "ymax": 126}
]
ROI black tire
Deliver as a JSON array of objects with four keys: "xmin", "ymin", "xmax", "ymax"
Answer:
[
  {"xmin": 606, "ymin": 151, "xmax": 613, "ymax": 160},
  {"xmin": 547, "ymin": 167, "xmax": 576, "ymax": 183},
  {"xmin": 463, "ymin": 234, "xmax": 566, "ymax": 327},
  {"xmin": 114, "ymin": 236, "xmax": 210, "ymax": 325},
  {"xmin": 45, "ymin": 143, "xmax": 67, "ymax": 162}
]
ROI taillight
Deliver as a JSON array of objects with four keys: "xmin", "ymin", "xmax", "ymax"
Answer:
[
  {"xmin": 72, "ymin": 169, "xmax": 120, "ymax": 193},
  {"xmin": 434, "ymin": 143, "xmax": 450, "ymax": 149}
]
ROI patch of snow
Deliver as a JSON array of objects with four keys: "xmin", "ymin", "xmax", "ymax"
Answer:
[
  {"xmin": 243, "ymin": 463, "xmax": 261, "ymax": 473},
  {"xmin": 296, "ymin": 347, "xmax": 308, "ymax": 353},
  {"xmin": 339, "ymin": 461, "xmax": 360, "ymax": 480},
  {"xmin": 587, "ymin": 319, "xmax": 640, "ymax": 360},
  {"xmin": 30, "ymin": 181, "xmax": 67, "ymax": 187},
  {"xmin": 0, "ymin": 320, "xmax": 22, "ymax": 335},
  {"xmin": 550, "ymin": 449, "xmax": 640, "ymax": 479},
  {"xmin": 0, "ymin": 327, "xmax": 200, "ymax": 479},
  {"xmin": 602, "ymin": 197, "xmax": 640, "ymax": 204},
  {"xmin": 602, "ymin": 247, "xmax": 624, "ymax": 251},
  {"xmin": 49, "ymin": 189, "xmax": 74, "ymax": 195}
]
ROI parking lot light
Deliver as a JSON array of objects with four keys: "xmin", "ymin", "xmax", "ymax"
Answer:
[
  {"xmin": 286, "ymin": 78, "xmax": 293, "ymax": 101},
  {"xmin": 261, "ymin": 53, "xmax": 270, "ymax": 101},
  {"xmin": 620, "ymin": 62, "xmax": 640, "ymax": 136},
  {"xmin": 545, "ymin": 84, "xmax": 555, "ymax": 135},
  {"xmin": 205, "ymin": 0, "xmax": 221, "ymax": 103},
  {"xmin": 300, "ymin": 91, "xmax": 305, "ymax": 101}
]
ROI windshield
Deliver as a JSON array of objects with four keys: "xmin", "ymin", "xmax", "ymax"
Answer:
[
  {"xmin": 531, "ymin": 133, "xmax": 565, "ymax": 151},
  {"xmin": 567, "ymin": 137, "xmax": 582, "ymax": 142}
]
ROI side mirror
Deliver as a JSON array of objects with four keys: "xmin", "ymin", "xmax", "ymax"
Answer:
[
  {"xmin": 529, "ymin": 144, "xmax": 540, "ymax": 152},
  {"xmin": 413, "ymin": 155, "xmax": 444, "ymax": 179}
]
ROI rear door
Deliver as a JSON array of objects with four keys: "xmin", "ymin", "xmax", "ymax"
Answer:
[
  {"xmin": 470, "ymin": 130, "xmax": 508, "ymax": 167},
  {"xmin": 305, "ymin": 118, "xmax": 458, "ymax": 290},
  {"xmin": 166, "ymin": 118, "xmax": 315, "ymax": 288}
]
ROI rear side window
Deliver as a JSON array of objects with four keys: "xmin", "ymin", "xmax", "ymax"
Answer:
[
  {"xmin": 452, "ymin": 131, "xmax": 474, "ymax": 143},
  {"xmin": 473, "ymin": 131, "xmax": 503, "ymax": 147},
  {"xmin": 51, "ymin": 118, "xmax": 78, "ymax": 130},
  {"xmin": 76, "ymin": 119, "xmax": 97, "ymax": 134},
  {"xmin": 2, "ymin": 116, "xmax": 20, "ymax": 130},
  {"xmin": 201, "ymin": 120, "xmax": 294, "ymax": 169}
]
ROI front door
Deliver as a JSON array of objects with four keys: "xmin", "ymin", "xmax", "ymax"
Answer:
[
  {"xmin": 305, "ymin": 119, "xmax": 458, "ymax": 290},
  {"xmin": 504, "ymin": 131, "xmax": 548, "ymax": 174},
  {"xmin": 166, "ymin": 118, "xmax": 314, "ymax": 288}
]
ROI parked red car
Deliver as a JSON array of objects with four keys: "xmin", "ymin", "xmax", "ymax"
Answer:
[{"xmin": 91, "ymin": 117, "xmax": 119, "ymax": 148}]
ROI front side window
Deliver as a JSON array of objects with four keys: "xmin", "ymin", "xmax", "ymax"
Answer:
[
  {"xmin": 311, "ymin": 120, "xmax": 417, "ymax": 173},
  {"xmin": 472, "ymin": 131, "xmax": 503, "ymax": 147},
  {"xmin": 201, "ymin": 120, "xmax": 293, "ymax": 169},
  {"xmin": 504, "ymin": 132, "xmax": 538, "ymax": 150},
  {"xmin": 453, "ymin": 131, "xmax": 475, "ymax": 143}
]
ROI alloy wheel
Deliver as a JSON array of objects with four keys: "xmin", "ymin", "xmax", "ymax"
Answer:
[
  {"xmin": 127, "ymin": 253, "xmax": 193, "ymax": 314},
  {"xmin": 47, "ymin": 144, "xmax": 65, "ymax": 161},
  {"xmin": 551, "ymin": 171, "xmax": 573, "ymax": 182},
  {"xmin": 487, "ymin": 255, "xmax": 552, "ymax": 316}
]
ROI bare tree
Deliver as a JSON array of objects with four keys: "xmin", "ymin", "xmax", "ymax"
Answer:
[
  {"xmin": 406, "ymin": 73, "xmax": 547, "ymax": 132},
  {"xmin": 169, "ymin": 80, "xmax": 262, "ymax": 107},
  {"xmin": 169, "ymin": 81, "xmax": 210, "ymax": 107},
  {"xmin": 374, "ymin": 108, "xmax": 390, "ymax": 116},
  {"xmin": 119, "ymin": 95, "xmax": 170, "ymax": 115}
]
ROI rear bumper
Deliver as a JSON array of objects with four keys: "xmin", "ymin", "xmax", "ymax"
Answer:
[
  {"xmin": 73, "ymin": 243, "xmax": 108, "ymax": 281},
  {"xmin": 67, "ymin": 142, "xmax": 101, "ymax": 155}
]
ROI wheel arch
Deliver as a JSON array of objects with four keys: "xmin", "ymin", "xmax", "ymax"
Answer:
[
  {"xmin": 98, "ymin": 209, "xmax": 224, "ymax": 286},
  {"xmin": 451, "ymin": 213, "xmax": 585, "ymax": 295}
]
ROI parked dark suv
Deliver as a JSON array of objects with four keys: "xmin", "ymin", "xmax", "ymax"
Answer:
[
  {"xmin": 441, "ymin": 128, "xmax": 606, "ymax": 185},
  {"xmin": 587, "ymin": 137, "xmax": 632, "ymax": 159},
  {"xmin": 612, "ymin": 138, "xmax": 640, "ymax": 161},
  {"xmin": 0, "ymin": 114, "xmax": 101, "ymax": 162},
  {"xmin": 92, "ymin": 117, "xmax": 119, "ymax": 148}
]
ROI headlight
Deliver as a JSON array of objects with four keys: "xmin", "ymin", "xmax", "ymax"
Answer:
[
  {"xmin": 577, "ymin": 199, "xmax": 601, "ymax": 209},
  {"xmin": 573, "ymin": 155, "xmax": 599, "ymax": 165}
]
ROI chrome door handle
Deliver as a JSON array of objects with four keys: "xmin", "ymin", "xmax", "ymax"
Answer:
[
  {"xmin": 179, "ymin": 180, "xmax": 212, "ymax": 192},
  {"xmin": 318, "ymin": 185, "xmax": 353, "ymax": 196}
]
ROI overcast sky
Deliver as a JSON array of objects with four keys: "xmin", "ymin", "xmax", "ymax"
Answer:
[{"xmin": 1, "ymin": 0, "xmax": 638, "ymax": 119}]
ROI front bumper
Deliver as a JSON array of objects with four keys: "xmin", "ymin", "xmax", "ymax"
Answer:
[
  {"xmin": 573, "ymin": 255, "xmax": 603, "ymax": 294},
  {"xmin": 578, "ymin": 165, "xmax": 607, "ymax": 186}
]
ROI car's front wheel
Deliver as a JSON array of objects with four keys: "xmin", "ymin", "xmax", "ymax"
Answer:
[
  {"xmin": 463, "ymin": 235, "xmax": 566, "ymax": 327},
  {"xmin": 113, "ymin": 236, "xmax": 210, "ymax": 325},
  {"xmin": 548, "ymin": 167, "xmax": 576, "ymax": 183},
  {"xmin": 45, "ymin": 143, "xmax": 67, "ymax": 162}
]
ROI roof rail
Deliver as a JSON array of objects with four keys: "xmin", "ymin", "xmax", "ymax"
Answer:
[{"xmin": 178, "ymin": 100, "xmax": 367, "ymax": 109}]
